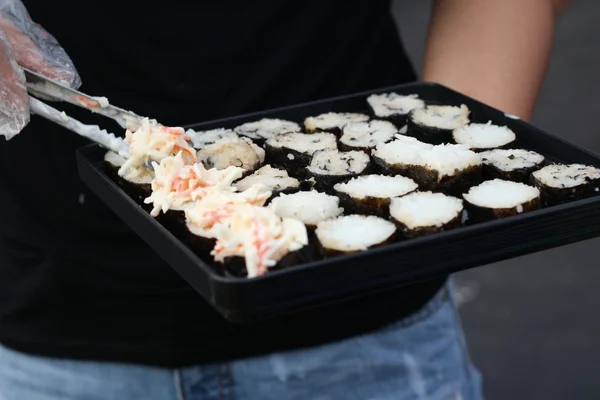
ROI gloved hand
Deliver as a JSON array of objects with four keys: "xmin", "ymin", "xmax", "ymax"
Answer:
[{"xmin": 0, "ymin": 0, "xmax": 80, "ymax": 139}]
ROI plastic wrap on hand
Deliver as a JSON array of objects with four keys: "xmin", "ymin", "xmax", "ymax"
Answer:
[
  {"xmin": 0, "ymin": 0, "xmax": 81, "ymax": 89},
  {"xmin": 0, "ymin": 28, "xmax": 28, "ymax": 139}
]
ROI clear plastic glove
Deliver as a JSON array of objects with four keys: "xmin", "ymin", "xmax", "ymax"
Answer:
[{"xmin": 0, "ymin": 0, "xmax": 80, "ymax": 139}]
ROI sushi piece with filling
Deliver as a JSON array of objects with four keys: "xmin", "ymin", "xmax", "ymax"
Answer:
[
  {"xmin": 196, "ymin": 137, "xmax": 265, "ymax": 176},
  {"xmin": 334, "ymin": 174, "xmax": 418, "ymax": 218},
  {"xmin": 211, "ymin": 204, "xmax": 308, "ymax": 278},
  {"xmin": 265, "ymin": 131, "xmax": 337, "ymax": 174},
  {"xmin": 305, "ymin": 149, "xmax": 371, "ymax": 192},
  {"xmin": 339, "ymin": 120, "xmax": 397, "ymax": 153},
  {"xmin": 366, "ymin": 93, "xmax": 425, "ymax": 126},
  {"xmin": 104, "ymin": 151, "xmax": 153, "ymax": 204},
  {"xmin": 304, "ymin": 112, "xmax": 369, "ymax": 136},
  {"xmin": 480, "ymin": 148, "xmax": 545, "ymax": 182},
  {"xmin": 184, "ymin": 186, "xmax": 271, "ymax": 255},
  {"xmin": 315, "ymin": 215, "xmax": 396, "ymax": 257},
  {"xmin": 462, "ymin": 179, "xmax": 541, "ymax": 221},
  {"xmin": 389, "ymin": 191, "xmax": 464, "ymax": 238},
  {"xmin": 372, "ymin": 136, "xmax": 482, "ymax": 196},
  {"xmin": 269, "ymin": 190, "xmax": 343, "ymax": 231},
  {"xmin": 531, "ymin": 163, "xmax": 600, "ymax": 206},
  {"xmin": 234, "ymin": 165, "xmax": 301, "ymax": 201},
  {"xmin": 120, "ymin": 117, "xmax": 197, "ymax": 174},
  {"xmin": 407, "ymin": 104, "xmax": 470, "ymax": 144},
  {"xmin": 234, "ymin": 118, "xmax": 301, "ymax": 145},
  {"xmin": 144, "ymin": 152, "xmax": 245, "ymax": 235},
  {"xmin": 185, "ymin": 128, "xmax": 239, "ymax": 149},
  {"xmin": 453, "ymin": 121, "xmax": 516, "ymax": 151}
]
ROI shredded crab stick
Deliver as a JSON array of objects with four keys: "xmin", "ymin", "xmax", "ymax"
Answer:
[
  {"xmin": 185, "ymin": 185, "xmax": 272, "ymax": 233},
  {"xmin": 144, "ymin": 152, "xmax": 245, "ymax": 217},
  {"xmin": 211, "ymin": 204, "xmax": 308, "ymax": 278},
  {"xmin": 119, "ymin": 118, "xmax": 197, "ymax": 176}
]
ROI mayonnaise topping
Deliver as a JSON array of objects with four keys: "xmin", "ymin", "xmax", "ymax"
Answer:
[
  {"xmin": 185, "ymin": 185, "xmax": 272, "ymax": 233},
  {"xmin": 119, "ymin": 118, "xmax": 197, "ymax": 176},
  {"xmin": 144, "ymin": 152, "xmax": 244, "ymax": 217},
  {"xmin": 211, "ymin": 204, "xmax": 308, "ymax": 278}
]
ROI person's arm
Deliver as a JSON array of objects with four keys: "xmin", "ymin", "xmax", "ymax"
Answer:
[{"xmin": 421, "ymin": 0, "xmax": 572, "ymax": 121}]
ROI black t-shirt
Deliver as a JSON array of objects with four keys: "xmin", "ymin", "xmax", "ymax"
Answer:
[{"xmin": 0, "ymin": 1, "xmax": 446, "ymax": 367}]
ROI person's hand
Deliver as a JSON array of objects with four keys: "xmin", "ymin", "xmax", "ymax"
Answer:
[{"xmin": 0, "ymin": 0, "xmax": 80, "ymax": 139}]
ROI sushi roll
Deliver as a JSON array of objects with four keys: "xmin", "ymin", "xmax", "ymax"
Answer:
[
  {"xmin": 304, "ymin": 112, "xmax": 369, "ymax": 137},
  {"xmin": 339, "ymin": 120, "xmax": 397, "ymax": 154},
  {"xmin": 531, "ymin": 163, "xmax": 600, "ymax": 206},
  {"xmin": 211, "ymin": 204, "xmax": 308, "ymax": 278},
  {"xmin": 389, "ymin": 191, "xmax": 464, "ymax": 238},
  {"xmin": 315, "ymin": 215, "xmax": 396, "ymax": 257},
  {"xmin": 234, "ymin": 118, "xmax": 301, "ymax": 146},
  {"xmin": 196, "ymin": 137, "xmax": 265, "ymax": 176},
  {"xmin": 120, "ymin": 117, "xmax": 197, "ymax": 171},
  {"xmin": 407, "ymin": 104, "xmax": 470, "ymax": 144},
  {"xmin": 305, "ymin": 149, "xmax": 371, "ymax": 192},
  {"xmin": 372, "ymin": 136, "xmax": 482, "ymax": 196},
  {"xmin": 452, "ymin": 121, "xmax": 516, "ymax": 151},
  {"xmin": 185, "ymin": 128, "xmax": 239, "ymax": 149},
  {"xmin": 333, "ymin": 174, "xmax": 418, "ymax": 218},
  {"xmin": 366, "ymin": 92, "xmax": 425, "ymax": 126},
  {"xmin": 184, "ymin": 186, "xmax": 272, "ymax": 256},
  {"xmin": 234, "ymin": 165, "xmax": 301, "ymax": 201},
  {"xmin": 104, "ymin": 150, "xmax": 153, "ymax": 204},
  {"xmin": 268, "ymin": 190, "xmax": 344, "ymax": 231},
  {"xmin": 480, "ymin": 148, "xmax": 545, "ymax": 182},
  {"xmin": 144, "ymin": 152, "xmax": 245, "ymax": 235},
  {"xmin": 264, "ymin": 131, "xmax": 337, "ymax": 174},
  {"xmin": 462, "ymin": 179, "xmax": 541, "ymax": 221}
]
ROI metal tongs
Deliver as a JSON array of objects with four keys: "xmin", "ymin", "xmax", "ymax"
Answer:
[{"xmin": 24, "ymin": 68, "xmax": 141, "ymax": 158}]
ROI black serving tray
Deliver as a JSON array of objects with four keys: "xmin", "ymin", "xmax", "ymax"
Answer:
[{"xmin": 77, "ymin": 82, "xmax": 600, "ymax": 323}]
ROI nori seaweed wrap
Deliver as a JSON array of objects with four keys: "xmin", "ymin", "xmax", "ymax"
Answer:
[
  {"xmin": 305, "ymin": 149, "xmax": 371, "ymax": 193},
  {"xmin": 462, "ymin": 179, "xmax": 541, "ymax": 222},
  {"xmin": 531, "ymin": 163, "xmax": 600, "ymax": 206},
  {"xmin": 389, "ymin": 191, "xmax": 464, "ymax": 238},
  {"xmin": 333, "ymin": 174, "xmax": 418, "ymax": 218},
  {"xmin": 366, "ymin": 92, "xmax": 425, "ymax": 126},
  {"xmin": 407, "ymin": 104, "xmax": 470, "ymax": 145},
  {"xmin": 479, "ymin": 148, "xmax": 545, "ymax": 183}
]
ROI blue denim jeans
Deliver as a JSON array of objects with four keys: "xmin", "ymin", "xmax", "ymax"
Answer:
[{"xmin": 0, "ymin": 281, "xmax": 483, "ymax": 400}]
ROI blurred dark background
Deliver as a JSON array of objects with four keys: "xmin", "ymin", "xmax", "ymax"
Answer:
[{"xmin": 393, "ymin": 1, "xmax": 600, "ymax": 399}]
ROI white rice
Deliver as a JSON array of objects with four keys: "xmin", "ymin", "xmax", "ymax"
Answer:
[
  {"xmin": 307, "ymin": 149, "xmax": 370, "ymax": 176},
  {"xmin": 372, "ymin": 136, "xmax": 433, "ymax": 166},
  {"xmin": 389, "ymin": 191, "xmax": 463, "ymax": 229},
  {"xmin": 266, "ymin": 132, "xmax": 337, "ymax": 155},
  {"xmin": 197, "ymin": 137, "xmax": 265, "ymax": 171},
  {"xmin": 479, "ymin": 149, "xmax": 544, "ymax": 172},
  {"xmin": 334, "ymin": 174, "xmax": 418, "ymax": 199},
  {"xmin": 453, "ymin": 121, "xmax": 516, "ymax": 149},
  {"xmin": 463, "ymin": 179, "xmax": 540, "ymax": 209},
  {"xmin": 234, "ymin": 165, "xmax": 300, "ymax": 192},
  {"xmin": 269, "ymin": 191, "xmax": 343, "ymax": 226},
  {"xmin": 316, "ymin": 215, "xmax": 396, "ymax": 252},
  {"xmin": 411, "ymin": 104, "xmax": 470, "ymax": 130},
  {"xmin": 186, "ymin": 128, "xmax": 239, "ymax": 149},
  {"xmin": 340, "ymin": 120, "xmax": 397, "ymax": 149},
  {"xmin": 304, "ymin": 112, "xmax": 369, "ymax": 132},
  {"xmin": 532, "ymin": 163, "xmax": 600, "ymax": 189},
  {"xmin": 372, "ymin": 136, "xmax": 481, "ymax": 179},
  {"xmin": 234, "ymin": 118, "xmax": 300, "ymax": 140},
  {"xmin": 367, "ymin": 93, "xmax": 425, "ymax": 117}
]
